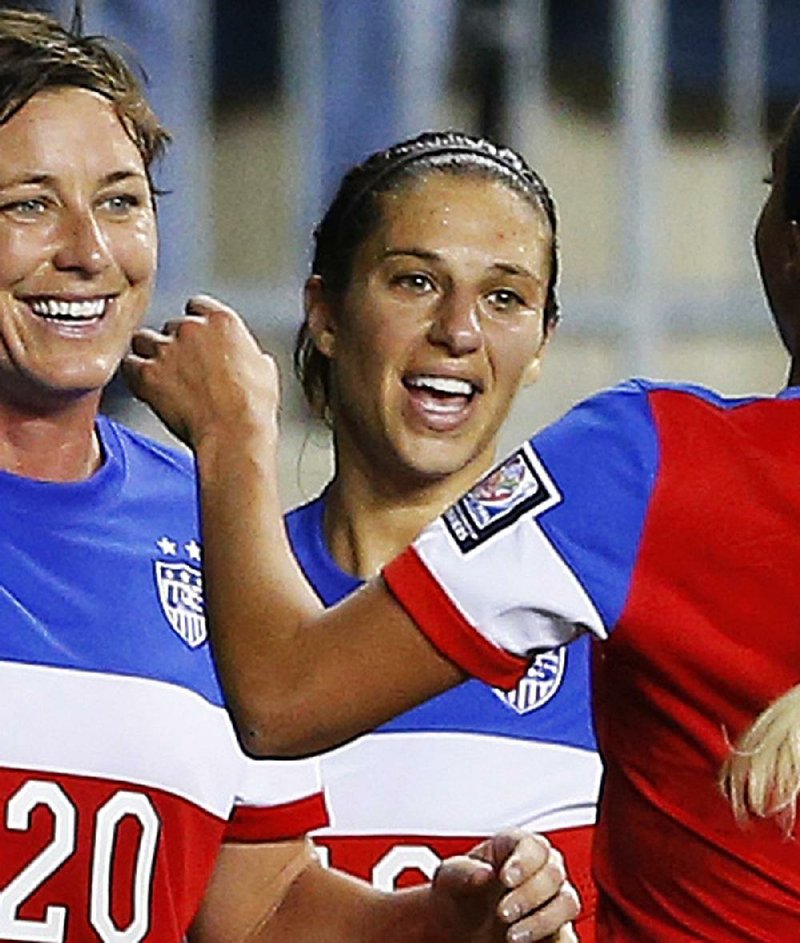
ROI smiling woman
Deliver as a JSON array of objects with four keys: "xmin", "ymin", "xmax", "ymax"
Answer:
[
  {"xmin": 281, "ymin": 132, "xmax": 601, "ymax": 939},
  {"xmin": 0, "ymin": 88, "xmax": 157, "ymax": 426},
  {"xmin": 304, "ymin": 173, "xmax": 549, "ymax": 488},
  {"xmin": 0, "ymin": 8, "xmax": 167, "ymax": 483},
  {"xmin": 122, "ymin": 130, "xmax": 597, "ymax": 940},
  {"xmin": 297, "ymin": 135, "xmax": 559, "ymax": 493}
]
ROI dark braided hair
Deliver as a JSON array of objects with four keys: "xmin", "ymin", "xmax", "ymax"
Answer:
[
  {"xmin": 294, "ymin": 130, "xmax": 560, "ymax": 421},
  {"xmin": 786, "ymin": 107, "xmax": 800, "ymax": 223}
]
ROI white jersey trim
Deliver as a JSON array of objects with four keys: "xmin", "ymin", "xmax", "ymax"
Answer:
[
  {"xmin": 0, "ymin": 659, "xmax": 320, "ymax": 819},
  {"xmin": 414, "ymin": 503, "xmax": 606, "ymax": 657},
  {"xmin": 313, "ymin": 730, "xmax": 601, "ymax": 836}
]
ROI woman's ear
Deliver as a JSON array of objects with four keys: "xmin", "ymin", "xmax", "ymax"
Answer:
[{"xmin": 304, "ymin": 275, "xmax": 337, "ymax": 358}]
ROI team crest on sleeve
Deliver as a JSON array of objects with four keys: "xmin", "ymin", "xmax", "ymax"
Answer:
[
  {"xmin": 153, "ymin": 536, "xmax": 207, "ymax": 648},
  {"xmin": 493, "ymin": 647, "xmax": 566, "ymax": 713},
  {"xmin": 443, "ymin": 444, "xmax": 561, "ymax": 553}
]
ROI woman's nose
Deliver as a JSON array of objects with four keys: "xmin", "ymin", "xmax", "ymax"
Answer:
[
  {"xmin": 427, "ymin": 290, "xmax": 483, "ymax": 354},
  {"xmin": 52, "ymin": 210, "xmax": 112, "ymax": 275}
]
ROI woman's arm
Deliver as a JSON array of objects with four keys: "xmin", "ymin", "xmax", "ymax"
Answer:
[
  {"xmin": 190, "ymin": 831, "xmax": 579, "ymax": 943},
  {"xmin": 124, "ymin": 297, "xmax": 464, "ymax": 756}
]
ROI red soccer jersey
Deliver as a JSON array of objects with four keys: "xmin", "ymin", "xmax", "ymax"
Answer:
[{"xmin": 385, "ymin": 380, "xmax": 800, "ymax": 941}]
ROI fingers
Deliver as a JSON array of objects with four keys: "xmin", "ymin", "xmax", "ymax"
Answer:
[
  {"xmin": 436, "ymin": 831, "xmax": 581, "ymax": 943},
  {"xmin": 163, "ymin": 292, "xmax": 232, "ymax": 336},
  {"xmin": 499, "ymin": 881, "xmax": 580, "ymax": 942},
  {"xmin": 128, "ymin": 326, "xmax": 170, "ymax": 359},
  {"xmin": 497, "ymin": 831, "xmax": 551, "ymax": 888},
  {"xmin": 131, "ymin": 293, "xmax": 246, "ymax": 348},
  {"xmin": 122, "ymin": 327, "xmax": 174, "ymax": 404},
  {"xmin": 490, "ymin": 832, "xmax": 580, "ymax": 943},
  {"xmin": 184, "ymin": 292, "xmax": 237, "ymax": 319},
  {"xmin": 468, "ymin": 829, "xmax": 553, "ymax": 890},
  {"xmin": 551, "ymin": 924, "xmax": 579, "ymax": 943},
  {"xmin": 121, "ymin": 294, "xmax": 275, "ymax": 449},
  {"xmin": 124, "ymin": 319, "xmax": 195, "ymax": 376},
  {"xmin": 434, "ymin": 855, "xmax": 495, "ymax": 896},
  {"xmin": 126, "ymin": 295, "xmax": 258, "ymax": 371}
]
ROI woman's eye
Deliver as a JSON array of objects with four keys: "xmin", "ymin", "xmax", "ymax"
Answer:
[
  {"xmin": 394, "ymin": 272, "xmax": 434, "ymax": 293},
  {"xmin": 1, "ymin": 198, "xmax": 48, "ymax": 217},
  {"xmin": 486, "ymin": 288, "xmax": 524, "ymax": 309},
  {"xmin": 99, "ymin": 193, "xmax": 141, "ymax": 214}
]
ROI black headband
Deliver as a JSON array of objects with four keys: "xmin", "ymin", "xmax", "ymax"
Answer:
[{"xmin": 339, "ymin": 144, "xmax": 540, "ymax": 227}]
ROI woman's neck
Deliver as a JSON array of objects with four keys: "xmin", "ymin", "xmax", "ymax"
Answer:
[
  {"xmin": 0, "ymin": 396, "xmax": 103, "ymax": 482},
  {"xmin": 322, "ymin": 452, "xmax": 495, "ymax": 579}
]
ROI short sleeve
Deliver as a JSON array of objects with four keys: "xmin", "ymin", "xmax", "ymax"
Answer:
[
  {"xmin": 225, "ymin": 755, "xmax": 329, "ymax": 843},
  {"xmin": 383, "ymin": 380, "xmax": 659, "ymax": 688}
]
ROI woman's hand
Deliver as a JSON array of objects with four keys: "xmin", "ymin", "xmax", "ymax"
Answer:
[
  {"xmin": 123, "ymin": 294, "xmax": 278, "ymax": 451},
  {"xmin": 432, "ymin": 829, "xmax": 580, "ymax": 942}
]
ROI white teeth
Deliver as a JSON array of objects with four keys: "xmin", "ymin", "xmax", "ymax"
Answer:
[
  {"xmin": 407, "ymin": 375, "xmax": 474, "ymax": 397},
  {"xmin": 29, "ymin": 297, "xmax": 107, "ymax": 320},
  {"xmin": 422, "ymin": 398, "xmax": 464, "ymax": 415}
]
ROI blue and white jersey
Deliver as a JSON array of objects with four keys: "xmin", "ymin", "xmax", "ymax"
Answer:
[
  {"xmin": 0, "ymin": 417, "xmax": 326, "ymax": 942},
  {"xmin": 286, "ymin": 492, "xmax": 600, "ymax": 932}
]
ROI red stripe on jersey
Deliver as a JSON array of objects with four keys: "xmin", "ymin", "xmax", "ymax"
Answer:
[
  {"xmin": 227, "ymin": 790, "xmax": 329, "ymax": 842},
  {"xmin": 383, "ymin": 547, "xmax": 529, "ymax": 689}
]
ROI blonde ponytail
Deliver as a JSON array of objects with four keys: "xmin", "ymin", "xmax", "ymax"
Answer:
[{"xmin": 720, "ymin": 684, "xmax": 800, "ymax": 836}]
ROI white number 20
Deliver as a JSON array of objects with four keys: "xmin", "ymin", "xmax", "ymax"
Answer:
[{"xmin": 0, "ymin": 780, "xmax": 161, "ymax": 943}]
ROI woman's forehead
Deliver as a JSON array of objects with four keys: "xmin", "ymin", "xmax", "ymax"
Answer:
[{"xmin": 378, "ymin": 173, "xmax": 547, "ymax": 227}]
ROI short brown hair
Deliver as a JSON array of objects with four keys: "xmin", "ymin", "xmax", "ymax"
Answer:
[{"xmin": 0, "ymin": 8, "xmax": 169, "ymax": 180}]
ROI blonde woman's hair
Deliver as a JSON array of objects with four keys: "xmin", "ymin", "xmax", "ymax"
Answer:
[{"xmin": 720, "ymin": 684, "xmax": 800, "ymax": 836}]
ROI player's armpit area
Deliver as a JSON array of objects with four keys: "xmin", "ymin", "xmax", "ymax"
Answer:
[{"xmin": 187, "ymin": 838, "xmax": 317, "ymax": 943}]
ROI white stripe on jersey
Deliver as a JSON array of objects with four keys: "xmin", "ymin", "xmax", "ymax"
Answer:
[
  {"xmin": 237, "ymin": 751, "xmax": 323, "ymax": 808},
  {"xmin": 414, "ymin": 507, "xmax": 606, "ymax": 656},
  {"xmin": 0, "ymin": 659, "xmax": 321, "ymax": 819},
  {"xmin": 313, "ymin": 731, "xmax": 601, "ymax": 836}
]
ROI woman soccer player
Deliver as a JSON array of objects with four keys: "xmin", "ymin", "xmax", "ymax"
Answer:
[
  {"xmin": 284, "ymin": 132, "xmax": 599, "ymax": 939},
  {"xmin": 0, "ymin": 8, "xmax": 579, "ymax": 942}
]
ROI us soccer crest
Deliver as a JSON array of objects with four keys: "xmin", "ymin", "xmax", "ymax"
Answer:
[
  {"xmin": 493, "ymin": 648, "xmax": 566, "ymax": 714},
  {"xmin": 153, "ymin": 536, "xmax": 206, "ymax": 648}
]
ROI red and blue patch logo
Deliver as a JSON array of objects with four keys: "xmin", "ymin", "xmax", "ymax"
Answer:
[{"xmin": 443, "ymin": 444, "xmax": 561, "ymax": 553}]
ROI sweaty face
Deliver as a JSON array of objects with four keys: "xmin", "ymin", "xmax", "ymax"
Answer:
[
  {"xmin": 755, "ymin": 106, "xmax": 800, "ymax": 357},
  {"xmin": 320, "ymin": 173, "xmax": 552, "ymax": 487},
  {"xmin": 0, "ymin": 86, "xmax": 157, "ymax": 409}
]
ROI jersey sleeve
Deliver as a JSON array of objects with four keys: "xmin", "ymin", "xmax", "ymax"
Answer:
[
  {"xmin": 225, "ymin": 755, "xmax": 329, "ymax": 843},
  {"xmin": 383, "ymin": 380, "xmax": 659, "ymax": 688}
]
